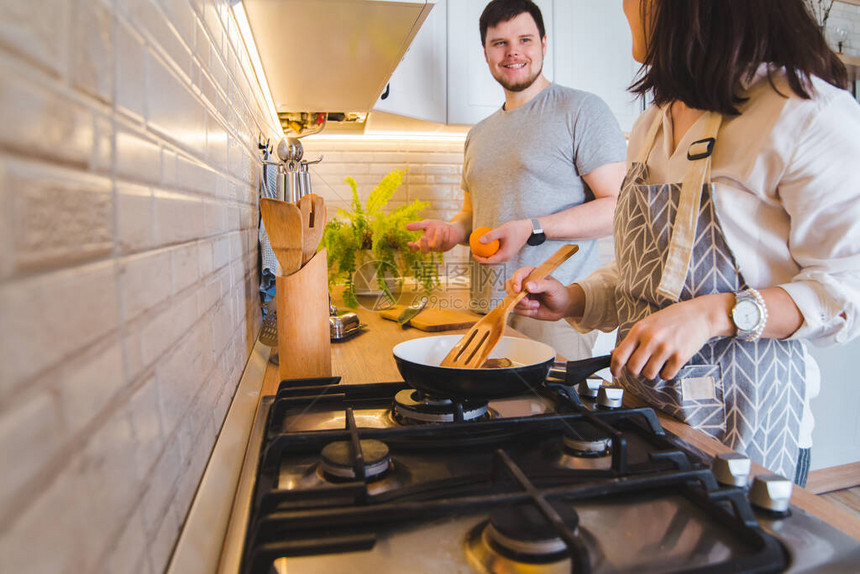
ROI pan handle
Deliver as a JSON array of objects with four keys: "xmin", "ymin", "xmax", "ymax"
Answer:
[{"xmin": 548, "ymin": 354, "xmax": 612, "ymax": 385}]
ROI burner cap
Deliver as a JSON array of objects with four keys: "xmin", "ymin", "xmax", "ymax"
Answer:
[
  {"xmin": 393, "ymin": 389, "xmax": 488, "ymax": 424},
  {"xmin": 486, "ymin": 503, "xmax": 579, "ymax": 559},
  {"xmin": 562, "ymin": 422, "xmax": 611, "ymax": 457},
  {"xmin": 320, "ymin": 439, "xmax": 391, "ymax": 480}
]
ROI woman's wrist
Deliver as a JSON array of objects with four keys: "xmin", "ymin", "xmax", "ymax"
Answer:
[
  {"xmin": 566, "ymin": 283, "xmax": 586, "ymax": 319},
  {"xmin": 701, "ymin": 292, "xmax": 735, "ymax": 338}
]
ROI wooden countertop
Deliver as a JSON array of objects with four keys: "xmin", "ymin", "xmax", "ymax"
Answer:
[{"xmin": 262, "ymin": 287, "xmax": 860, "ymax": 542}]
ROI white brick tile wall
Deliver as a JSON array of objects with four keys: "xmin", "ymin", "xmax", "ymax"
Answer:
[
  {"xmin": 116, "ymin": 126, "xmax": 162, "ymax": 184},
  {"xmin": 73, "ymin": 0, "xmax": 114, "ymax": 104},
  {"xmin": 6, "ymin": 160, "xmax": 114, "ymax": 273},
  {"xmin": 126, "ymin": 0, "xmax": 194, "ymax": 82},
  {"xmin": 171, "ymin": 242, "xmax": 200, "ymax": 294},
  {"xmin": 0, "ymin": 60, "xmax": 96, "ymax": 167},
  {"xmin": 0, "ymin": 390, "xmax": 62, "ymax": 521},
  {"xmin": 0, "ymin": 456, "xmax": 93, "ymax": 572},
  {"xmin": 154, "ymin": 188, "xmax": 205, "ymax": 244},
  {"xmin": 116, "ymin": 19, "xmax": 148, "ymax": 122},
  {"xmin": 120, "ymin": 249, "xmax": 172, "ymax": 320},
  {"xmin": 0, "ymin": 2, "xmax": 278, "ymax": 571},
  {"xmin": 75, "ymin": 410, "xmax": 141, "ymax": 564},
  {"xmin": 148, "ymin": 54, "xmax": 207, "ymax": 153},
  {"xmin": 174, "ymin": 153, "xmax": 211, "ymax": 194},
  {"xmin": 0, "ymin": 261, "xmax": 120, "ymax": 391},
  {"xmin": 139, "ymin": 291, "xmax": 199, "ymax": 368},
  {"xmin": 104, "ymin": 507, "xmax": 149, "ymax": 574},
  {"xmin": 93, "ymin": 114, "xmax": 115, "ymax": 173},
  {"xmin": 128, "ymin": 376, "xmax": 166, "ymax": 481},
  {"xmin": 0, "ymin": 0, "xmax": 69, "ymax": 77},
  {"xmin": 58, "ymin": 339, "xmax": 127, "ymax": 437},
  {"xmin": 117, "ymin": 183, "xmax": 156, "ymax": 253}
]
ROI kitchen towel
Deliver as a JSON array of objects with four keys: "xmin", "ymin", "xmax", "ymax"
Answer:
[{"xmin": 259, "ymin": 151, "xmax": 280, "ymax": 304}]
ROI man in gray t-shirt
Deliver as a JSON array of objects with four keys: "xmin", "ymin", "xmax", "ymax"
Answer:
[{"xmin": 407, "ymin": 0, "xmax": 626, "ymax": 359}]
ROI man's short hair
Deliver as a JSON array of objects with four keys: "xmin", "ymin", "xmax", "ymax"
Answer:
[{"xmin": 479, "ymin": 0, "xmax": 546, "ymax": 46}]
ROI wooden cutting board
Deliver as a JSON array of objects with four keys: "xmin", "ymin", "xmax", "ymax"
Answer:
[{"xmin": 380, "ymin": 305, "xmax": 478, "ymax": 332}]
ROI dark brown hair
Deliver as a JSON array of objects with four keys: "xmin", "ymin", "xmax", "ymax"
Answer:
[
  {"xmin": 630, "ymin": 0, "xmax": 848, "ymax": 115},
  {"xmin": 479, "ymin": 0, "xmax": 546, "ymax": 46}
]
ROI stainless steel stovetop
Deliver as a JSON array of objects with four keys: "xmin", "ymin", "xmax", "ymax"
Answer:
[{"xmin": 216, "ymin": 376, "xmax": 860, "ymax": 574}]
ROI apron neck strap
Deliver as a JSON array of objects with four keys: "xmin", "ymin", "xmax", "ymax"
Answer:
[
  {"xmin": 653, "ymin": 109, "xmax": 723, "ymax": 301},
  {"xmin": 636, "ymin": 107, "xmax": 723, "ymax": 173}
]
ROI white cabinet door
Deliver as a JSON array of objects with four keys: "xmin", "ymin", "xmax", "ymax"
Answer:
[
  {"xmin": 373, "ymin": 0, "xmax": 447, "ymax": 123},
  {"xmin": 447, "ymin": 0, "xmax": 554, "ymax": 125},
  {"xmin": 552, "ymin": 0, "xmax": 643, "ymax": 134}
]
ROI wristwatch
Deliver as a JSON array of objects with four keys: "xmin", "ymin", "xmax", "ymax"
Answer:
[
  {"xmin": 731, "ymin": 288, "xmax": 768, "ymax": 342},
  {"xmin": 526, "ymin": 218, "xmax": 546, "ymax": 246}
]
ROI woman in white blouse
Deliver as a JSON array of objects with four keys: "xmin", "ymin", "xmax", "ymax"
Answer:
[{"xmin": 507, "ymin": 0, "xmax": 860, "ymax": 485}]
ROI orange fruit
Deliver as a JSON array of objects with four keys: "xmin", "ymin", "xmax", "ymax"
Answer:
[{"xmin": 470, "ymin": 226, "xmax": 500, "ymax": 258}]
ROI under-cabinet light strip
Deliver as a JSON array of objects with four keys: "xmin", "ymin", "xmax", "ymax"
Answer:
[
  {"xmin": 308, "ymin": 131, "xmax": 468, "ymax": 143},
  {"xmin": 232, "ymin": 2, "xmax": 284, "ymax": 136}
]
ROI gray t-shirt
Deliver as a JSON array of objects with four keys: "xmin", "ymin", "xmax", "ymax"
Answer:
[{"xmin": 462, "ymin": 83, "xmax": 627, "ymax": 311}]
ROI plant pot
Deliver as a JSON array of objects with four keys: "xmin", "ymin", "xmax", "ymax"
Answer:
[{"xmin": 352, "ymin": 254, "xmax": 403, "ymax": 299}]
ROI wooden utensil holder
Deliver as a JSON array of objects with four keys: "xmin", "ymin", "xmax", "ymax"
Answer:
[{"xmin": 276, "ymin": 248, "xmax": 332, "ymax": 380}]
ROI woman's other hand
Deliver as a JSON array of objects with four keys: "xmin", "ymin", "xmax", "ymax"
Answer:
[
  {"xmin": 611, "ymin": 293, "xmax": 734, "ymax": 380},
  {"xmin": 506, "ymin": 267, "xmax": 586, "ymax": 322}
]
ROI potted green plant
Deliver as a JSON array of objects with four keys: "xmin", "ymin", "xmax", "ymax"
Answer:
[{"xmin": 321, "ymin": 169, "xmax": 440, "ymax": 308}]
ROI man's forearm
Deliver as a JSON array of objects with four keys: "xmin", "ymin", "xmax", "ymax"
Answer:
[{"xmin": 537, "ymin": 196, "xmax": 617, "ymax": 241}]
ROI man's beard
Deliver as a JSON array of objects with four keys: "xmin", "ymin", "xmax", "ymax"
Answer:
[{"xmin": 493, "ymin": 61, "xmax": 543, "ymax": 92}]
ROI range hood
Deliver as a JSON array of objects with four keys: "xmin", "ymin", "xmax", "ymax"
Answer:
[{"xmin": 240, "ymin": 0, "xmax": 434, "ymax": 131}]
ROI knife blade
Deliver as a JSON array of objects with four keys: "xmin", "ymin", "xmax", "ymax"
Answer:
[{"xmin": 397, "ymin": 296, "xmax": 429, "ymax": 325}]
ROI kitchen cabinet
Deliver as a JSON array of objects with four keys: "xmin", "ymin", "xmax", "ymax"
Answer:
[
  {"xmin": 373, "ymin": 0, "xmax": 448, "ymax": 122},
  {"xmin": 242, "ymin": 0, "xmax": 433, "ymax": 114},
  {"xmin": 552, "ymin": 0, "xmax": 644, "ymax": 134}
]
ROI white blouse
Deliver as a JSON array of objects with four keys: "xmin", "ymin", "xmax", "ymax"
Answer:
[{"xmin": 573, "ymin": 67, "xmax": 860, "ymax": 448}]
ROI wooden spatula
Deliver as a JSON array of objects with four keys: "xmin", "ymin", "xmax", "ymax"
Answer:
[
  {"xmin": 440, "ymin": 244, "xmax": 579, "ymax": 369},
  {"xmin": 260, "ymin": 198, "xmax": 303, "ymax": 275},
  {"xmin": 298, "ymin": 193, "xmax": 326, "ymax": 266}
]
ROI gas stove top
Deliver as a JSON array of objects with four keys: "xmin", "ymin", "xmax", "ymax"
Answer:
[{"xmin": 217, "ymin": 375, "xmax": 860, "ymax": 574}]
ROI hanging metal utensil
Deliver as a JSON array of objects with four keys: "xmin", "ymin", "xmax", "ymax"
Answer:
[{"xmin": 276, "ymin": 137, "xmax": 303, "ymax": 163}]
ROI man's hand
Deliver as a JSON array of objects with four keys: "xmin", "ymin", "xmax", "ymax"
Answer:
[
  {"xmin": 472, "ymin": 219, "xmax": 532, "ymax": 264},
  {"xmin": 406, "ymin": 219, "xmax": 464, "ymax": 253},
  {"xmin": 506, "ymin": 266, "xmax": 586, "ymax": 321}
]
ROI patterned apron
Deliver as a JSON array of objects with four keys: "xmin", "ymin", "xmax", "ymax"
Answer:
[{"xmin": 613, "ymin": 110, "xmax": 806, "ymax": 478}]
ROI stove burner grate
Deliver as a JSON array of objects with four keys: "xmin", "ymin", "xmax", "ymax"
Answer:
[
  {"xmin": 392, "ymin": 389, "xmax": 490, "ymax": 424},
  {"xmin": 320, "ymin": 439, "xmax": 391, "ymax": 481},
  {"xmin": 562, "ymin": 421, "xmax": 612, "ymax": 457},
  {"xmin": 486, "ymin": 502, "xmax": 580, "ymax": 560}
]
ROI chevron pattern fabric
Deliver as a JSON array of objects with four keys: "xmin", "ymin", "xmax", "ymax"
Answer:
[{"xmin": 612, "ymin": 164, "xmax": 806, "ymax": 478}]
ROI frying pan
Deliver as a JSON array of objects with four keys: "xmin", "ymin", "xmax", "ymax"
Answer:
[{"xmin": 392, "ymin": 335, "xmax": 611, "ymax": 400}]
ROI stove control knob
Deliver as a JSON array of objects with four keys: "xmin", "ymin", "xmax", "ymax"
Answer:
[
  {"xmin": 577, "ymin": 378, "xmax": 601, "ymax": 399},
  {"xmin": 597, "ymin": 385, "xmax": 623, "ymax": 409},
  {"xmin": 749, "ymin": 474, "xmax": 793, "ymax": 513},
  {"xmin": 712, "ymin": 452, "xmax": 751, "ymax": 487}
]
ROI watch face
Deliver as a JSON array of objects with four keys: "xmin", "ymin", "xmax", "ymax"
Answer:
[{"xmin": 733, "ymin": 299, "xmax": 762, "ymax": 331}]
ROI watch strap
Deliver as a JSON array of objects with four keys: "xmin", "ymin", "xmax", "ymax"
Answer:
[{"xmin": 527, "ymin": 218, "xmax": 546, "ymax": 246}]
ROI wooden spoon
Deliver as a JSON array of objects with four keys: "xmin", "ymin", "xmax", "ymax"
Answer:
[
  {"xmin": 298, "ymin": 193, "xmax": 326, "ymax": 266},
  {"xmin": 260, "ymin": 198, "xmax": 303, "ymax": 275},
  {"xmin": 440, "ymin": 244, "xmax": 579, "ymax": 369}
]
